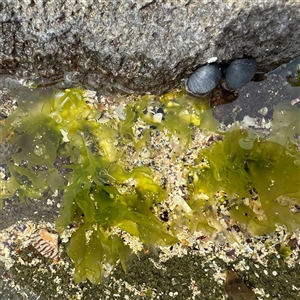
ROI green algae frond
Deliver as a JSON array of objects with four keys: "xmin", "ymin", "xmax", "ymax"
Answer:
[
  {"xmin": 119, "ymin": 90, "xmax": 217, "ymax": 155},
  {"xmin": 1, "ymin": 85, "xmax": 300, "ymax": 284},
  {"xmin": 0, "ymin": 88, "xmax": 178, "ymax": 284},
  {"xmin": 188, "ymin": 101, "xmax": 300, "ymax": 235},
  {"xmin": 287, "ymin": 63, "xmax": 300, "ymax": 87}
]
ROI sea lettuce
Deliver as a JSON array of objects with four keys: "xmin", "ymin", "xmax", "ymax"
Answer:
[{"xmin": 188, "ymin": 101, "xmax": 300, "ymax": 235}]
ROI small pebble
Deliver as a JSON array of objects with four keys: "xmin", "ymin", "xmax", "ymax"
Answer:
[
  {"xmin": 224, "ymin": 270, "xmax": 255, "ymax": 300},
  {"xmin": 258, "ymin": 107, "xmax": 268, "ymax": 116}
]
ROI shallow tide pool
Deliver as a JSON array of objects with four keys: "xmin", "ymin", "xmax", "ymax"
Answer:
[{"xmin": 0, "ymin": 57, "xmax": 299, "ymax": 300}]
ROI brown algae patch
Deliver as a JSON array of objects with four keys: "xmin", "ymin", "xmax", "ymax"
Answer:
[{"xmin": 0, "ymin": 85, "xmax": 299, "ymax": 298}]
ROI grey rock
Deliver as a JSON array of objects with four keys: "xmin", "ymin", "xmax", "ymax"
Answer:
[{"xmin": 0, "ymin": 0, "xmax": 299, "ymax": 94}]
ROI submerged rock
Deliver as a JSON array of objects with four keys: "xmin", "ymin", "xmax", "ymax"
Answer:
[{"xmin": 224, "ymin": 270, "xmax": 255, "ymax": 300}]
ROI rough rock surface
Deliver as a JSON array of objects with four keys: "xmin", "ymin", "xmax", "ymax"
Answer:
[{"xmin": 0, "ymin": 0, "xmax": 300, "ymax": 94}]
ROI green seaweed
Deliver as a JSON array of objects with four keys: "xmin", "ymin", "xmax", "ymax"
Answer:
[
  {"xmin": 188, "ymin": 101, "xmax": 300, "ymax": 235},
  {"xmin": 1, "ymin": 88, "xmax": 178, "ymax": 284},
  {"xmin": 287, "ymin": 63, "xmax": 300, "ymax": 87},
  {"xmin": 279, "ymin": 244, "xmax": 293, "ymax": 259},
  {"xmin": 1, "ymin": 86, "xmax": 300, "ymax": 284},
  {"xmin": 1, "ymin": 98, "xmax": 63, "ymax": 203},
  {"xmin": 68, "ymin": 222, "xmax": 132, "ymax": 284},
  {"xmin": 119, "ymin": 90, "xmax": 217, "ymax": 155}
]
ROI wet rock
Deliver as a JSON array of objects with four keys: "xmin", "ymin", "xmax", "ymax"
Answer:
[
  {"xmin": 224, "ymin": 270, "xmax": 255, "ymax": 300},
  {"xmin": 0, "ymin": 140, "xmax": 13, "ymax": 163},
  {"xmin": 0, "ymin": 0, "xmax": 300, "ymax": 94}
]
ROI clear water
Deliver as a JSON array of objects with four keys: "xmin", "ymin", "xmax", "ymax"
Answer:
[{"xmin": 0, "ymin": 56, "xmax": 299, "ymax": 299}]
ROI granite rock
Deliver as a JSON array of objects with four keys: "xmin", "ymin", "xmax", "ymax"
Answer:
[{"xmin": 0, "ymin": 0, "xmax": 299, "ymax": 94}]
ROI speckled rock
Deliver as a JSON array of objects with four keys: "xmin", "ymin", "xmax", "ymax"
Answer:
[{"xmin": 0, "ymin": 0, "xmax": 299, "ymax": 94}]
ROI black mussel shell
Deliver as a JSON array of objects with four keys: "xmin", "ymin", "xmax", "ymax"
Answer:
[
  {"xmin": 225, "ymin": 58, "xmax": 257, "ymax": 89},
  {"xmin": 186, "ymin": 64, "xmax": 222, "ymax": 95}
]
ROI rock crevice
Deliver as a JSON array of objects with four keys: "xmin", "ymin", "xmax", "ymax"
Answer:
[{"xmin": 0, "ymin": 0, "xmax": 299, "ymax": 94}]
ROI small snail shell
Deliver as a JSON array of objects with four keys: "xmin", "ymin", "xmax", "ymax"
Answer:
[
  {"xmin": 186, "ymin": 63, "xmax": 222, "ymax": 95},
  {"xmin": 30, "ymin": 229, "xmax": 59, "ymax": 261},
  {"xmin": 224, "ymin": 58, "xmax": 257, "ymax": 89}
]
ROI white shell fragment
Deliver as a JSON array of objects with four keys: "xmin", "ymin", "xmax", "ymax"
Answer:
[
  {"xmin": 171, "ymin": 195, "xmax": 192, "ymax": 213},
  {"xmin": 207, "ymin": 57, "xmax": 218, "ymax": 63},
  {"xmin": 258, "ymin": 107, "xmax": 268, "ymax": 116},
  {"xmin": 291, "ymin": 98, "xmax": 300, "ymax": 105},
  {"xmin": 116, "ymin": 103, "xmax": 126, "ymax": 120},
  {"xmin": 152, "ymin": 112, "xmax": 163, "ymax": 123},
  {"xmin": 30, "ymin": 229, "xmax": 59, "ymax": 261}
]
